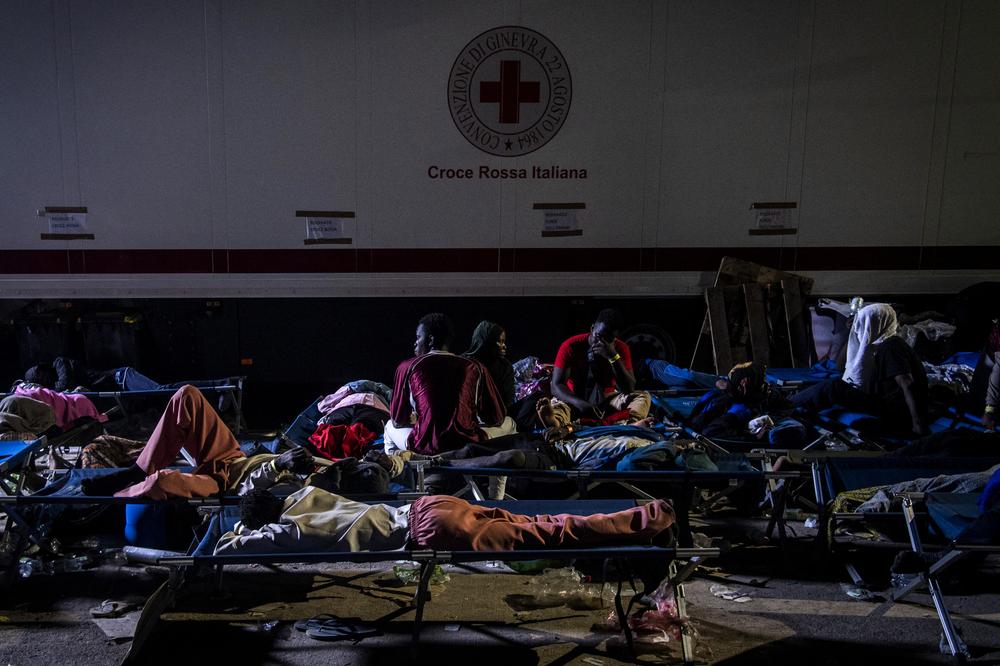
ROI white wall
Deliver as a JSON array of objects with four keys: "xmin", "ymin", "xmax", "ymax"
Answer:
[{"xmin": 1, "ymin": 0, "xmax": 997, "ymax": 296}]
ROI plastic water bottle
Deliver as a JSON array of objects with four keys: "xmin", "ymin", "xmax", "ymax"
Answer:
[
  {"xmin": 18, "ymin": 557, "xmax": 43, "ymax": 578},
  {"xmin": 890, "ymin": 572, "xmax": 921, "ymax": 588},
  {"xmin": 60, "ymin": 554, "xmax": 91, "ymax": 572}
]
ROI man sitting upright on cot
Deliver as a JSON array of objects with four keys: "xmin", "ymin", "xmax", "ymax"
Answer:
[
  {"xmin": 542, "ymin": 309, "xmax": 651, "ymax": 430},
  {"xmin": 384, "ymin": 313, "xmax": 515, "ymax": 456},
  {"xmin": 791, "ymin": 303, "xmax": 929, "ymax": 437}
]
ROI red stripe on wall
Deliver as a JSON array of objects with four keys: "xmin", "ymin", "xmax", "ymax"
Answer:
[{"xmin": 0, "ymin": 247, "xmax": 997, "ymax": 275}]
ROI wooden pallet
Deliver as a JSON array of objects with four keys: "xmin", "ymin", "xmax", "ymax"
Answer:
[{"xmin": 694, "ymin": 257, "xmax": 814, "ymax": 373}]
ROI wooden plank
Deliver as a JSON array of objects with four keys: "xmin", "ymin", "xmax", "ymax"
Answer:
[
  {"xmin": 705, "ymin": 288, "xmax": 733, "ymax": 374},
  {"xmin": 781, "ymin": 279, "xmax": 810, "ymax": 368},
  {"xmin": 743, "ymin": 283, "xmax": 770, "ymax": 365},
  {"xmin": 716, "ymin": 256, "xmax": 814, "ymax": 294}
]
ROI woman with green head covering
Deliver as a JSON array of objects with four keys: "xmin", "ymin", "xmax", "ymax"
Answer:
[{"xmin": 464, "ymin": 321, "xmax": 515, "ymax": 408}]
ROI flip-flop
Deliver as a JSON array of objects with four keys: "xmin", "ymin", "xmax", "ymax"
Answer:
[
  {"xmin": 89, "ymin": 600, "xmax": 133, "ymax": 619},
  {"xmin": 305, "ymin": 618, "xmax": 381, "ymax": 642},
  {"xmin": 293, "ymin": 613, "xmax": 337, "ymax": 632}
]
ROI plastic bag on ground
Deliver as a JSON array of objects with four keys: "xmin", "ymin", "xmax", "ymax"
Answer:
[
  {"xmin": 593, "ymin": 576, "xmax": 697, "ymax": 649},
  {"xmin": 520, "ymin": 567, "xmax": 603, "ymax": 609}
]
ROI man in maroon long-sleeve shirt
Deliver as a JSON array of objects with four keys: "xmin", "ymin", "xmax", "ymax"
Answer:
[{"xmin": 385, "ymin": 313, "xmax": 514, "ymax": 455}]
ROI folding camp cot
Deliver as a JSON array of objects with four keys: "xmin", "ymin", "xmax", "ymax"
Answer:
[
  {"xmin": 885, "ymin": 492, "xmax": 998, "ymax": 660},
  {"xmin": 118, "ymin": 498, "xmax": 720, "ymax": 665},
  {"xmin": 412, "ymin": 463, "xmax": 807, "ymax": 548},
  {"xmin": 649, "ymin": 391, "xmax": 846, "ymax": 456},
  {"xmin": 813, "ymin": 456, "xmax": 999, "ymax": 510},
  {"xmin": 765, "ymin": 360, "xmax": 842, "ymax": 388},
  {"xmin": 78, "ymin": 376, "xmax": 246, "ymax": 434},
  {"xmin": 808, "ymin": 456, "xmax": 999, "ymax": 587},
  {"xmin": 0, "ymin": 438, "xmax": 47, "ymax": 495},
  {"xmin": 1, "ymin": 376, "xmax": 247, "ymax": 435}
]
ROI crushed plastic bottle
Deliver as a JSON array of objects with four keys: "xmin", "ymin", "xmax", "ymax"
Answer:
[
  {"xmin": 840, "ymin": 583, "xmax": 883, "ymax": 602},
  {"xmin": 803, "ymin": 517, "xmax": 819, "ymax": 529},
  {"xmin": 524, "ymin": 567, "xmax": 603, "ymax": 609},
  {"xmin": 18, "ymin": 557, "xmax": 46, "ymax": 579},
  {"xmin": 392, "ymin": 561, "xmax": 449, "ymax": 585},
  {"xmin": 709, "ymin": 584, "xmax": 752, "ymax": 603},
  {"xmin": 58, "ymin": 554, "xmax": 91, "ymax": 572},
  {"xmin": 890, "ymin": 572, "xmax": 922, "ymax": 589},
  {"xmin": 257, "ymin": 620, "xmax": 280, "ymax": 633},
  {"xmin": 691, "ymin": 532, "xmax": 713, "ymax": 548},
  {"xmin": 19, "ymin": 554, "xmax": 93, "ymax": 578}
]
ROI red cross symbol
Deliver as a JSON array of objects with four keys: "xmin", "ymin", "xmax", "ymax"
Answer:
[{"xmin": 479, "ymin": 60, "xmax": 540, "ymax": 124}]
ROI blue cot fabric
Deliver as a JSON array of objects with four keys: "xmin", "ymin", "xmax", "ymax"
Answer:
[
  {"xmin": 818, "ymin": 406, "xmax": 881, "ymax": 430},
  {"xmin": 0, "ymin": 439, "xmax": 43, "ymax": 472},
  {"xmin": 926, "ymin": 493, "xmax": 983, "ymax": 541},
  {"xmin": 615, "ymin": 442, "xmax": 719, "ymax": 472},
  {"xmin": 649, "ymin": 394, "xmax": 702, "ymax": 419},
  {"xmin": 824, "ymin": 457, "xmax": 999, "ymax": 496},
  {"xmin": 239, "ymin": 438, "xmax": 282, "ymax": 456},
  {"xmin": 766, "ymin": 359, "xmax": 840, "ymax": 385},
  {"xmin": 283, "ymin": 397, "xmax": 324, "ymax": 448},
  {"xmin": 570, "ymin": 424, "xmax": 662, "ymax": 441},
  {"xmin": 125, "ymin": 503, "xmax": 194, "ymax": 550},
  {"xmin": 943, "ymin": 352, "xmax": 981, "ymax": 369}
]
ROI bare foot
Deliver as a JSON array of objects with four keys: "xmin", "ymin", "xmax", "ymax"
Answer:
[
  {"xmin": 632, "ymin": 417, "xmax": 656, "ymax": 428},
  {"xmin": 536, "ymin": 397, "xmax": 558, "ymax": 427}
]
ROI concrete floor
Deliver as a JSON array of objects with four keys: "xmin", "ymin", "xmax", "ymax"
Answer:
[{"xmin": 3, "ymin": 520, "xmax": 1000, "ymax": 665}]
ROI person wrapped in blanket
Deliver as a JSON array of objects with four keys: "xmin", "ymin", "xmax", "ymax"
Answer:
[
  {"xmin": 791, "ymin": 303, "xmax": 929, "ymax": 437},
  {"xmin": 214, "ymin": 466, "xmax": 677, "ymax": 554},
  {"xmin": 685, "ymin": 362, "xmax": 803, "ymax": 446},
  {"xmin": 0, "ymin": 395, "xmax": 56, "ymax": 442}
]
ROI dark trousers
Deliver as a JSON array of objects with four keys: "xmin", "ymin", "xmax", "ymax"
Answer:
[{"xmin": 791, "ymin": 378, "xmax": 910, "ymax": 431}]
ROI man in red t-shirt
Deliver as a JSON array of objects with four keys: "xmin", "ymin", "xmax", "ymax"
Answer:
[{"xmin": 546, "ymin": 309, "xmax": 650, "ymax": 426}]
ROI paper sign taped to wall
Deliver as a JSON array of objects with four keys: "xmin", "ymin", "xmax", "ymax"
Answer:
[
  {"xmin": 540, "ymin": 209, "xmax": 584, "ymax": 237},
  {"xmin": 38, "ymin": 207, "xmax": 94, "ymax": 239},
  {"xmin": 305, "ymin": 217, "xmax": 351, "ymax": 244},
  {"xmin": 751, "ymin": 202, "xmax": 797, "ymax": 230},
  {"xmin": 47, "ymin": 212, "xmax": 88, "ymax": 234},
  {"xmin": 544, "ymin": 210, "xmax": 577, "ymax": 231}
]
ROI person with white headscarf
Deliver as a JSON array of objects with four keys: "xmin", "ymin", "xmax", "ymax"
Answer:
[
  {"xmin": 792, "ymin": 304, "xmax": 929, "ymax": 437},
  {"xmin": 842, "ymin": 303, "xmax": 899, "ymax": 386}
]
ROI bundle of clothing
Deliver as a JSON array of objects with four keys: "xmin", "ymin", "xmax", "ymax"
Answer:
[{"xmin": 307, "ymin": 381, "xmax": 391, "ymax": 461}]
